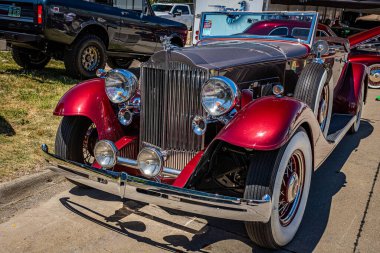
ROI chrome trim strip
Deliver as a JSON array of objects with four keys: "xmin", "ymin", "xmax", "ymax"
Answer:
[{"xmin": 42, "ymin": 144, "xmax": 272, "ymax": 222}]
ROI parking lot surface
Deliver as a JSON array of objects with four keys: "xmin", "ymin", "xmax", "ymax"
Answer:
[{"xmin": 0, "ymin": 89, "xmax": 379, "ymax": 253}]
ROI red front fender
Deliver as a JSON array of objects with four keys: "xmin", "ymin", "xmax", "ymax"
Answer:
[
  {"xmin": 216, "ymin": 97, "xmax": 319, "ymax": 151},
  {"xmin": 54, "ymin": 78, "xmax": 123, "ymax": 141}
]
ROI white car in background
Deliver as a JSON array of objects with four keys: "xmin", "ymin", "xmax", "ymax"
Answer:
[{"xmin": 152, "ymin": 3, "xmax": 194, "ymax": 30}]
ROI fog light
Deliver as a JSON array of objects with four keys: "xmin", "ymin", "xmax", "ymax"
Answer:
[
  {"xmin": 94, "ymin": 140, "xmax": 118, "ymax": 169},
  {"xmin": 137, "ymin": 147, "xmax": 163, "ymax": 178},
  {"xmin": 118, "ymin": 108, "xmax": 133, "ymax": 126},
  {"xmin": 192, "ymin": 116, "xmax": 207, "ymax": 136}
]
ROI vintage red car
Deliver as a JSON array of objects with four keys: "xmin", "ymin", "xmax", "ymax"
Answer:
[{"xmin": 42, "ymin": 12, "xmax": 378, "ymax": 249}]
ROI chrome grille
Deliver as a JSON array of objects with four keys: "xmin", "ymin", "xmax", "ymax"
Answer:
[{"xmin": 141, "ymin": 61, "xmax": 209, "ymax": 171}]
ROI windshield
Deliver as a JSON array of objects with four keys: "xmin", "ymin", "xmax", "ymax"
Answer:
[
  {"xmin": 152, "ymin": 4, "xmax": 172, "ymax": 12},
  {"xmin": 200, "ymin": 12, "xmax": 318, "ymax": 45}
]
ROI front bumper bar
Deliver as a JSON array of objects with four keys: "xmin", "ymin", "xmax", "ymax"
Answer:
[{"xmin": 42, "ymin": 144, "xmax": 272, "ymax": 222}]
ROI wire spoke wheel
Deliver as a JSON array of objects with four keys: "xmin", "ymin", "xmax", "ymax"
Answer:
[
  {"xmin": 318, "ymin": 84, "xmax": 330, "ymax": 131},
  {"xmin": 278, "ymin": 150, "xmax": 305, "ymax": 227},
  {"xmin": 82, "ymin": 123, "xmax": 98, "ymax": 165}
]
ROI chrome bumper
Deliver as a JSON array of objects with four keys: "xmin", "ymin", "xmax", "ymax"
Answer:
[{"xmin": 41, "ymin": 144, "xmax": 272, "ymax": 222}]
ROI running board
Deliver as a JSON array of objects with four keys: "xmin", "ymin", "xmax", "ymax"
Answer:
[{"xmin": 326, "ymin": 114, "xmax": 357, "ymax": 143}]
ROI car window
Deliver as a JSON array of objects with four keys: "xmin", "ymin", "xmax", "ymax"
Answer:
[
  {"xmin": 113, "ymin": 0, "xmax": 144, "ymax": 11},
  {"xmin": 173, "ymin": 6, "xmax": 190, "ymax": 15},
  {"xmin": 291, "ymin": 28, "xmax": 310, "ymax": 40},
  {"xmin": 151, "ymin": 4, "xmax": 172, "ymax": 12},
  {"xmin": 269, "ymin": 27, "xmax": 288, "ymax": 36}
]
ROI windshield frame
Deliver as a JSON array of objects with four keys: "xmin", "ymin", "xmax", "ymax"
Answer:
[{"xmin": 199, "ymin": 11, "xmax": 319, "ymax": 46}]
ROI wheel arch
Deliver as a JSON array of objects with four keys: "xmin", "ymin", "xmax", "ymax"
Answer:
[
  {"xmin": 170, "ymin": 34, "xmax": 185, "ymax": 47},
  {"xmin": 53, "ymin": 78, "xmax": 123, "ymax": 142},
  {"xmin": 73, "ymin": 23, "xmax": 109, "ymax": 49}
]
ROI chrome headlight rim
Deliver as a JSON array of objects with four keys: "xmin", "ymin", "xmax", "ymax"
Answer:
[
  {"xmin": 105, "ymin": 69, "xmax": 138, "ymax": 104},
  {"xmin": 137, "ymin": 147, "xmax": 164, "ymax": 179},
  {"xmin": 94, "ymin": 140, "xmax": 118, "ymax": 169},
  {"xmin": 201, "ymin": 76, "xmax": 240, "ymax": 117}
]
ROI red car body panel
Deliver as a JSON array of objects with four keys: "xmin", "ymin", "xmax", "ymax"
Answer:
[
  {"xmin": 334, "ymin": 62, "xmax": 368, "ymax": 115},
  {"xmin": 53, "ymin": 78, "xmax": 124, "ymax": 142},
  {"xmin": 349, "ymin": 26, "xmax": 380, "ymax": 49},
  {"xmin": 215, "ymin": 97, "xmax": 318, "ymax": 151},
  {"xmin": 244, "ymin": 20, "xmax": 336, "ymax": 37}
]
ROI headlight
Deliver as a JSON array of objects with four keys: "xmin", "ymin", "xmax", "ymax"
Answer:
[
  {"xmin": 137, "ymin": 147, "xmax": 163, "ymax": 178},
  {"xmin": 201, "ymin": 76, "xmax": 239, "ymax": 117},
  {"xmin": 105, "ymin": 69, "xmax": 138, "ymax": 104},
  {"xmin": 94, "ymin": 140, "xmax": 118, "ymax": 169}
]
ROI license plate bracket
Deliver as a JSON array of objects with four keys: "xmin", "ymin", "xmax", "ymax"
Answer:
[{"xmin": 8, "ymin": 6, "xmax": 21, "ymax": 18}]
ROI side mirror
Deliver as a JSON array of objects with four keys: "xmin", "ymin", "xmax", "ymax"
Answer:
[{"xmin": 172, "ymin": 11, "xmax": 182, "ymax": 17}]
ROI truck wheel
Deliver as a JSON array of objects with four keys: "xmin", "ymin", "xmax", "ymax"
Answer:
[
  {"xmin": 55, "ymin": 116, "xmax": 98, "ymax": 187},
  {"xmin": 107, "ymin": 57, "xmax": 134, "ymax": 69},
  {"xmin": 350, "ymin": 80, "xmax": 365, "ymax": 134},
  {"xmin": 294, "ymin": 63, "xmax": 333, "ymax": 137},
  {"xmin": 244, "ymin": 128, "xmax": 312, "ymax": 249},
  {"xmin": 64, "ymin": 34, "xmax": 107, "ymax": 79},
  {"xmin": 11, "ymin": 46, "xmax": 51, "ymax": 70}
]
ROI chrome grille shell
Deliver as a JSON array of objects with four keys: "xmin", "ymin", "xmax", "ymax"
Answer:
[{"xmin": 140, "ymin": 61, "xmax": 209, "ymax": 171}]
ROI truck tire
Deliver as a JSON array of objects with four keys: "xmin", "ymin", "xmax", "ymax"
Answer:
[
  {"xmin": 244, "ymin": 128, "xmax": 312, "ymax": 249},
  {"xmin": 64, "ymin": 34, "xmax": 107, "ymax": 79},
  {"xmin": 55, "ymin": 116, "xmax": 98, "ymax": 188},
  {"xmin": 294, "ymin": 63, "xmax": 333, "ymax": 137},
  {"xmin": 11, "ymin": 46, "xmax": 51, "ymax": 70},
  {"xmin": 107, "ymin": 57, "xmax": 134, "ymax": 69}
]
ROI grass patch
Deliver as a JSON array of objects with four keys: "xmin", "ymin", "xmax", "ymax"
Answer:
[{"xmin": 0, "ymin": 51, "xmax": 77, "ymax": 182}]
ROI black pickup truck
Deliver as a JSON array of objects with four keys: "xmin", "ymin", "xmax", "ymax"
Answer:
[{"xmin": 0, "ymin": 0, "xmax": 188, "ymax": 78}]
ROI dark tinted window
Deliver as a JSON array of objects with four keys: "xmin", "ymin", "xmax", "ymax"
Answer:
[
  {"xmin": 173, "ymin": 6, "xmax": 189, "ymax": 15},
  {"xmin": 152, "ymin": 4, "xmax": 172, "ymax": 12},
  {"xmin": 269, "ymin": 27, "xmax": 288, "ymax": 36}
]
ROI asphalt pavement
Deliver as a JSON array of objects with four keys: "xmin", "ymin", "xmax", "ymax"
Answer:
[{"xmin": 0, "ymin": 89, "xmax": 379, "ymax": 253}]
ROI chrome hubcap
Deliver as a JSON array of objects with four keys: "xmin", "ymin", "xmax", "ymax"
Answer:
[
  {"xmin": 81, "ymin": 46, "xmax": 100, "ymax": 72},
  {"xmin": 279, "ymin": 150, "xmax": 305, "ymax": 227},
  {"xmin": 286, "ymin": 172, "xmax": 299, "ymax": 203},
  {"xmin": 318, "ymin": 84, "xmax": 329, "ymax": 130}
]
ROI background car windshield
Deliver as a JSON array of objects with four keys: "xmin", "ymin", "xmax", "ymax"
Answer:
[
  {"xmin": 152, "ymin": 4, "xmax": 172, "ymax": 12},
  {"xmin": 201, "ymin": 12, "xmax": 317, "ymax": 44}
]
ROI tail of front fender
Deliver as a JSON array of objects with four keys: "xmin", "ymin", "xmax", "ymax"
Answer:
[
  {"xmin": 215, "ymin": 97, "xmax": 320, "ymax": 151},
  {"xmin": 54, "ymin": 78, "xmax": 123, "ymax": 141}
]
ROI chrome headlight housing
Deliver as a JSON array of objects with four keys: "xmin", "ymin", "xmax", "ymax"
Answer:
[
  {"xmin": 105, "ymin": 69, "xmax": 138, "ymax": 104},
  {"xmin": 201, "ymin": 76, "xmax": 240, "ymax": 117},
  {"xmin": 94, "ymin": 140, "xmax": 118, "ymax": 169}
]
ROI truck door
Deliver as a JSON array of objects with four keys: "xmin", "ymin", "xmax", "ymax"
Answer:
[{"xmin": 115, "ymin": 0, "xmax": 157, "ymax": 55}]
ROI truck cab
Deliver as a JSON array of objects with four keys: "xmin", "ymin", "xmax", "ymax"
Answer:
[{"xmin": 151, "ymin": 3, "xmax": 194, "ymax": 30}]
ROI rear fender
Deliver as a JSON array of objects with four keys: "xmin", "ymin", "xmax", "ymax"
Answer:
[
  {"xmin": 54, "ymin": 78, "xmax": 123, "ymax": 141},
  {"xmin": 216, "ymin": 96, "xmax": 320, "ymax": 151}
]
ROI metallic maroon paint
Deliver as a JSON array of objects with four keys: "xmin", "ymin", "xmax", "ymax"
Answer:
[
  {"xmin": 349, "ymin": 53, "xmax": 380, "ymax": 66},
  {"xmin": 53, "ymin": 78, "xmax": 124, "ymax": 142},
  {"xmin": 334, "ymin": 62, "xmax": 367, "ymax": 115},
  {"xmin": 349, "ymin": 26, "xmax": 380, "ymax": 49},
  {"xmin": 215, "ymin": 96, "xmax": 318, "ymax": 151},
  {"xmin": 172, "ymin": 151, "xmax": 205, "ymax": 188}
]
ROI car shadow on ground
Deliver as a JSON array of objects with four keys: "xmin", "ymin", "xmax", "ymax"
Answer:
[
  {"xmin": 63, "ymin": 120, "xmax": 373, "ymax": 253},
  {"xmin": 0, "ymin": 68, "xmax": 77, "ymax": 85},
  {"xmin": 0, "ymin": 116, "xmax": 15, "ymax": 136}
]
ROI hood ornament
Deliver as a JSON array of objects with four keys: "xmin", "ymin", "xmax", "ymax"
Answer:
[{"xmin": 160, "ymin": 35, "xmax": 174, "ymax": 51}]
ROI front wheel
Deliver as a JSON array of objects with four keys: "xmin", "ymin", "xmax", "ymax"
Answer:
[
  {"xmin": 107, "ymin": 57, "xmax": 134, "ymax": 69},
  {"xmin": 11, "ymin": 46, "xmax": 51, "ymax": 70},
  {"xmin": 55, "ymin": 116, "xmax": 98, "ymax": 187},
  {"xmin": 64, "ymin": 34, "xmax": 107, "ymax": 79},
  {"xmin": 244, "ymin": 128, "xmax": 312, "ymax": 249}
]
